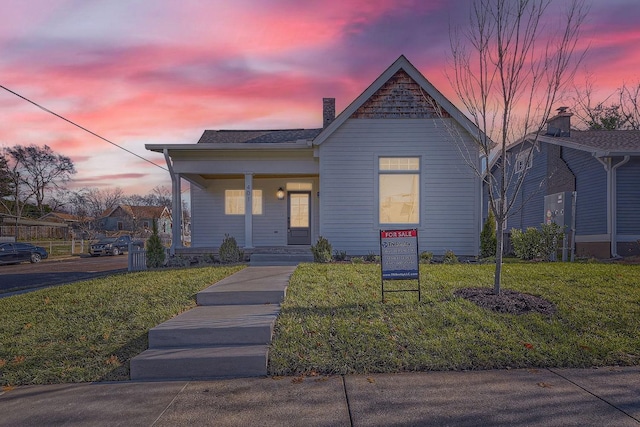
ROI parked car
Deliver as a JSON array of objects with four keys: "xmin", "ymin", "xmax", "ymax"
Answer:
[
  {"xmin": 0, "ymin": 242, "xmax": 49, "ymax": 265},
  {"xmin": 89, "ymin": 235, "xmax": 143, "ymax": 256}
]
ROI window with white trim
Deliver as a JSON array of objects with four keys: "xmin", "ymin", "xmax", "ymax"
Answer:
[
  {"xmin": 225, "ymin": 190, "xmax": 263, "ymax": 215},
  {"xmin": 515, "ymin": 149, "xmax": 533, "ymax": 173},
  {"xmin": 379, "ymin": 157, "xmax": 420, "ymax": 224}
]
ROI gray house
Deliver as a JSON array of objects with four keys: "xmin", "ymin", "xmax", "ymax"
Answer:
[
  {"xmin": 147, "ymin": 55, "xmax": 484, "ymax": 257},
  {"xmin": 493, "ymin": 109, "xmax": 640, "ymax": 258},
  {"xmin": 99, "ymin": 205, "xmax": 168, "ymax": 235}
]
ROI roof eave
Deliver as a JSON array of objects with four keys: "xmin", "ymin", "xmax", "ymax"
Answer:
[{"xmin": 146, "ymin": 141, "xmax": 313, "ymax": 153}]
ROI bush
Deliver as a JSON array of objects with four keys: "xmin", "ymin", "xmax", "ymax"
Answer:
[
  {"xmin": 145, "ymin": 220, "xmax": 165, "ymax": 268},
  {"xmin": 351, "ymin": 257, "xmax": 364, "ymax": 264},
  {"xmin": 480, "ymin": 210, "xmax": 497, "ymax": 258},
  {"xmin": 420, "ymin": 251, "xmax": 434, "ymax": 264},
  {"xmin": 443, "ymin": 250, "xmax": 459, "ymax": 264},
  {"xmin": 511, "ymin": 223, "xmax": 564, "ymax": 261},
  {"xmin": 311, "ymin": 236, "xmax": 332, "ymax": 263},
  {"xmin": 510, "ymin": 227, "xmax": 541, "ymax": 260},
  {"xmin": 540, "ymin": 223, "xmax": 565, "ymax": 261},
  {"xmin": 364, "ymin": 252, "xmax": 379, "ymax": 263},
  {"xmin": 219, "ymin": 234, "xmax": 243, "ymax": 263},
  {"xmin": 334, "ymin": 250, "xmax": 347, "ymax": 261}
]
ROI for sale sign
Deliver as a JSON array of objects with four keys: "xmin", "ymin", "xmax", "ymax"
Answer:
[{"xmin": 380, "ymin": 229, "xmax": 419, "ymax": 280}]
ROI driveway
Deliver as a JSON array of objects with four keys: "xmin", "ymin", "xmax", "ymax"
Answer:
[{"xmin": 0, "ymin": 255, "xmax": 128, "ymax": 295}]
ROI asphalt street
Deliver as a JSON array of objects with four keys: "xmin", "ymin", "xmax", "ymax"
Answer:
[{"xmin": 0, "ymin": 255, "xmax": 128, "ymax": 295}]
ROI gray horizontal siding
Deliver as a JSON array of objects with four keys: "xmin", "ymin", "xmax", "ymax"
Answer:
[
  {"xmin": 319, "ymin": 118, "xmax": 480, "ymax": 256},
  {"xmin": 617, "ymin": 157, "xmax": 640, "ymax": 234},
  {"xmin": 563, "ymin": 148, "xmax": 607, "ymax": 235},
  {"xmin": 191, "ymin": 181, "xmax": 245, "ymax": 247}
]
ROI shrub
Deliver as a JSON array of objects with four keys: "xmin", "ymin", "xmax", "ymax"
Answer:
[
  {"xmin": 334, "ymin": 250, "xmax": 347, "ymax": 261},
  {"xmin": 145, "ymin": 220, "xmax": 165, "ymax": 268},
  {"xmin": 510, "ymin": 227, "xmax": 541, "ymax": 260},
  {"xmin": 420, "ymin": 251, "xmax": 434, "ymax": 264},
  {"xmin": 443, "ymin": 250, "xmax": 459, "ymax": 264},
  {"xmin": 480, "ymin": 210, "xmax": 497, "ymax": 258},
  {"xmin": 311, "ymin": 236, "xmax": 332, "ymax": 263},
  {"xmin": 511, "ymin": 224, "xmax": 564, "ymax": 261},
  {"xmin": 540, "ymin": 223, "xmax": 565, "ymax": 261},
  {"xmin": 351, "ymin": 257, "xmax": 364, "ymax": 264},
  {"xmin": 219, "ymin": 234, "xmax": 243, "ymax": 264},
  {"xmin": 364, "ymin": 252, "xmax": 378, "ymax": 263}
]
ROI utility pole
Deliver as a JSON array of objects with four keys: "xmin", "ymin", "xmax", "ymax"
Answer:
[{"xmin": 14, "ymin": 171, "xmax": 20, "ymax": 239}]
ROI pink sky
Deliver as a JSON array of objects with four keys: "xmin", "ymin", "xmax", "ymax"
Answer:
[{"xmin": 2, "ymin": 0, "xmax": 640, "ymax": 197}]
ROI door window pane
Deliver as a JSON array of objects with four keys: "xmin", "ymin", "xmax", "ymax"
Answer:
[{"xmin": 289, "ymin": 193, "xmax": 309, "ymax": 227}]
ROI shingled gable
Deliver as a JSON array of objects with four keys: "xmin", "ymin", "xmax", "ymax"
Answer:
[{"xmin": 313, "ymin": 55, "xmax": 484, "ymax": 146}]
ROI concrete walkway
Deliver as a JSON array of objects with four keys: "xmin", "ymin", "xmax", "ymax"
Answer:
[
  {"xmin": 131, "ymin": 266, "xmax": 295, "ymax": 380},
  {"xmin": 0, "ymin": 367, "xmax": 638, "ymax": 426}
]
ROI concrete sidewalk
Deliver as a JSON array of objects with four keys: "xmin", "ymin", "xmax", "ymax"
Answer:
[{"xmin": 1, "ymin": 366, "xmax": 638, "ymax": 426}]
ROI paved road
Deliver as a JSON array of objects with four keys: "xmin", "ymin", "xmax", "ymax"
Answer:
[{"xmin": 0, "ymin": 255, "xmax": 128, "ymax": 295}]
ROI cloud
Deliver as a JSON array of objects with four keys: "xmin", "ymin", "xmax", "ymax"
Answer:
[{"xmin": 2, "ymin": 0, "xmax": 640, "ymax": 198}]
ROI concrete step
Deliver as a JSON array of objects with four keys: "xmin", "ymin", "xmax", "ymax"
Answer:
[
  {"xmin": 249, "ymin": 253, "xmax": 314, "ymax": 266},
  {"xmin": 197, "ymin": 266, "xmax": 294, "ymax": 306},
  {"xmin": 148, "ymin": 305, "xmax": 280, "ymax": 348},
  {"xmin": 130, "ymin": 345, "xmax": 269, "ymax": 380}
]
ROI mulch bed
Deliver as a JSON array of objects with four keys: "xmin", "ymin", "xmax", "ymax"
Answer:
[{"xmin": 454, "ymin": 287, "xmax": 557, "ymax": 316}]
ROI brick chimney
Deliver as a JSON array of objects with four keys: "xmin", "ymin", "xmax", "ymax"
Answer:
[
  {"xmin": 323, "ymin": 98, "xmax": 335, "ymax": 128},
  {"xmin": 546, "ymin": 107, "xmax": 572, "ymax": 137}
]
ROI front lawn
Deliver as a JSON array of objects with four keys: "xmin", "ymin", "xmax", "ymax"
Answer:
[
  {"xmin": 268, "ymin": 263, "xmax": 640, "ymax": 375},
  {"xmin": 0, "ymin": 266, "xmax": 244, "ymax": 386}
]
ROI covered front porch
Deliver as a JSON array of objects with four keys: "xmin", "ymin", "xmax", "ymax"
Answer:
[
  {"xmin": 186, "ymin": 175, "xmax": 320, "ymax": 250},
  {"xmin": 146, "ymin": 140, "xmax": 320, "ymax": 255}
]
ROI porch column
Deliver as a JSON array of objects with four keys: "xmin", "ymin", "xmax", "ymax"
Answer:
[
  {"xmin": 171, "ymin": 173, "xmax": 183, "ymax": 254},
  {"xmin": 244, "ymin": 173, "xmax": 253, "ymax": 248}
]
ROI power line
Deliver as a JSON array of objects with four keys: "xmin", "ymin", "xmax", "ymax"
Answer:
[{"xmin": 0, "ymin": 84, "xmax": 168, "ymax": 172}]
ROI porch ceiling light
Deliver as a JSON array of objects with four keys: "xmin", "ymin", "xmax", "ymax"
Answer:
[{"xmin": 276, "ymin": 187, "xmax": 285, "ymax": 200}]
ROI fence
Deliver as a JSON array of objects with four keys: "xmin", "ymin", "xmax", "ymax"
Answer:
[
  {"xmin": 128, "ymin": 243, "xmax": 147, "ymax": 272},
  {"xmin": 1, "ymin": 225, "xmax": 70, "ymax": 240}
]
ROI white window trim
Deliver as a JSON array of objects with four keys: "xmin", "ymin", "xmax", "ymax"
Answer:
[
  {"xmin": 515, "ymin": 149, "xmax": 533, "ymax": 174},
  {"xmin": 377, "ymin": 156, "xmax": 421, "ymax": 226}
]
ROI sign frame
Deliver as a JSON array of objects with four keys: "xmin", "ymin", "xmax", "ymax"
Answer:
[{"xmin": 379, "ymin": 229, "xmax": 421, "ymax": 302}]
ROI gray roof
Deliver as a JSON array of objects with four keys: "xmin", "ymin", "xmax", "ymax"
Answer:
[
  {"xmin": 540, "ymin": 130, "xmax": 640, "ymax": 154},
  {"xmin": 198, "ymin": 129, "xmax": 323, "ymax": 144}
]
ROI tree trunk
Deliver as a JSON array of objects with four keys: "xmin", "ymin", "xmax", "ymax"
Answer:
[{"xmin": 494, "ymin": 224, "xmax": 504, "ymax": 295}]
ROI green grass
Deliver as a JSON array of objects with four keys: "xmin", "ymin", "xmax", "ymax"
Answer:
[
  {"xmin": 269, "ymin": 263, "xmax": 640, "ymax": 376},
  {"xmin": 0, "ymin": 265, "xmax": 244, "ymax": 386}
]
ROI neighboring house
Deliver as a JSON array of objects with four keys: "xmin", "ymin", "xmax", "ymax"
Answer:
[
  {"xmin": 99, "ymin": 205, "xmax": 168, "ymax": 235},
  {"xmin": 146, "ymin": 55, "xmax": 485, "ymax": 257},
  {"xmin": 489, "ymin": 109, "xmax": 640, "ymax": 258},
  {"xmin": 39, "ymin": 211, "xmax": 92, "ymax": 238}
]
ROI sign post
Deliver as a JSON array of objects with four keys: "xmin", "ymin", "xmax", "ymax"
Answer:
[{"xmin": 379, "ymin": 229, "xmax": 420, "ymax": 302}]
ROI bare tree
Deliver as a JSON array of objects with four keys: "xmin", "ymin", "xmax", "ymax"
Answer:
[
  {"xmin": 121, "ymin": 185, "xmax": 171, "ymax": 208},
  {"xmin": 0, "ymin": 153, "xmax": 13, "ymax": 215},
  {"xmin": 572, "ymin": 79, "xmax": 640, "ymax": 130},
  {"xmin": 69, "ymin": 187, "xmax": 124, "ymax": 219},
  {"xmin": 447, "ymin": 0, "xmax": 587, "ymax": 293},
  {"xmin": 4, "ymin": 144, "xmax": 76, "ymax": 217}
]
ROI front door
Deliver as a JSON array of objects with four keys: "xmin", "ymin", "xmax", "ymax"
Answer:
[{"xmin": 287, "ymin": 191, "xmax": 311, "ymax": 245}]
